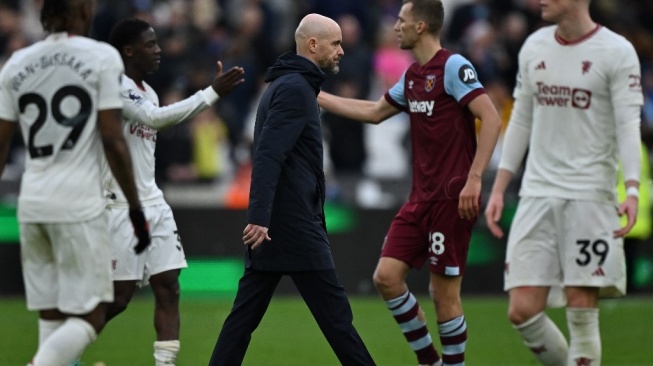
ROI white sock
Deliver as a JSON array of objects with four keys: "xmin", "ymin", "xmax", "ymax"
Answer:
[
  {"xmin": 567, "ymin": 308, "xmax": 601, "ymax": 366},
  {"xmin": 31, "ymin": 317, "xmax": 96, "ymax": 366},
  {"xmin": 513, "ymin": 312, "xmax": 568, "ymax": 366},
  {"xmin": 154, "ymin": 340, "xmax": 180, "ymax": 366},
  {"xmin": 38, "ymin": 319, "xmax": 64, "ymax": 345}
]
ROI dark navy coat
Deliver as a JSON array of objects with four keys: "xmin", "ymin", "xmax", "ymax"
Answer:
[{"xmin": 245, "ymin": 52, "xmax": 334, "ymax": 272}]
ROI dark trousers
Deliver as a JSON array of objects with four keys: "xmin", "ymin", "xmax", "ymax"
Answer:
[{"xmin": 208, "ymin": 268, "xmax": 376, "ymax": 365}]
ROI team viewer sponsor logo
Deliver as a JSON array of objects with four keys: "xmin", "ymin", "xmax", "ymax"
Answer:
[{"xmin": 536, "ymin": 82, "xmax": 592, "ymax": 109}]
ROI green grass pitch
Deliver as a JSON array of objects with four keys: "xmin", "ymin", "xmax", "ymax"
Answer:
[{"xmin": 1, "ymin": 295, "xmax": 651, "ymax": 365}]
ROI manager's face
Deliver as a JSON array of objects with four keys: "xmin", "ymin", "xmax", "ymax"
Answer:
[{"xmin": 315, "ymin": 27, "xmax": 344, "ymax": 75}]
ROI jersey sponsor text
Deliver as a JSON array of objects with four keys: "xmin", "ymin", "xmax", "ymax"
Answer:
[
  {"xmin": 408, "ymin": 99, "xmax": 435, "ymax": 116},
  {"xmin": 536, "ymin": 82, "xmax": 591, "ymax": 109},
  {"xmin": 129, "ymin": 123, "xmax": 157, "ymax": 142}
]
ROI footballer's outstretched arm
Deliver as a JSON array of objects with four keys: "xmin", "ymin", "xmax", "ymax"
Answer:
[
  {"xmin": 318, "ymin": 91, "xmax": 399, "ymax": 125},
  {"xmin": 124, "ymin": 63, "xmax": 244, "ymax": 131}
]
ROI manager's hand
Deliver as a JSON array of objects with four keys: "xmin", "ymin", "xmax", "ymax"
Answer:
[{"xmin": 243, "ymin": 224, "xmax": 271, "ymax": 249}]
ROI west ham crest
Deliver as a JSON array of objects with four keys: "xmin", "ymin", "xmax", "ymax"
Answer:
[{"xmin": 425, "ymin": 75, "xmax": 436, "ymax": 92}]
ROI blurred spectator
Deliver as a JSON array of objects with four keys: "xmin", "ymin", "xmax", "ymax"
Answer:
[
  {"xmin": 216, "ymin": 1, "xmax": 276, "ymax": 169},
  {"xmin": 363, "ymin": 18, "xmax": 412, "ymax": 181},
  {"xmin": 191, "ymin": 108, "xmax": 227, "ymax": 183},
  {"xmin": 307, "ymin": 0, "xmax": 374, "ymax": 47},
  {"xmin": 91, "ymin": 2, "xmax": 131, "ymax": 42},
  {"xmin": 495, "ymin": 11, "xmax": 529, "ymax": 89},
  {"xmin": 445, "ymin": 0, "xmax": 491, "ymax": 48},
  {"xmin": 1, "ymin": 0, "xmax": 652, "ymax": 209},
  {"xmin": 321, "ymin": 15, "xmax": 372, "ymax": 180},
  {"xmin": 372, "ymin": 18, "xmax": 414, "ymax": 91},
  {"xmin": 146, "ymin": 1, "xmax": 204, "ymax": 93},
  {"xmin": 641, "ymin": 64, "xmax": 653, "ymax": 150},
  {"xmin": 479, "ymin": 77, "xmax": 513, "ymax": 170},
  {"xmin": 459, "ymin": 20, "xmax": 502, "ymax": 85},
  {"xmin": 0, "ymin": 4, "xmax": 21, "ymax": 64},
  {"xmin": 154, "ymin": 88, "xmax": 197, "ymax": 184}
]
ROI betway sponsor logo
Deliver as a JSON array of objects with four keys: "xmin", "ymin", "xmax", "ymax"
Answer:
[
  {"xmin": 536, "ymin": 82, "xmax": 592, "ymax": 110},
  {"xmin": 408, "ymin": 99, "xmax": 435, "ymax": 116}
]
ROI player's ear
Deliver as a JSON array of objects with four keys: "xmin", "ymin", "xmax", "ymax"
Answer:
[
  {"xmin": 416, "ymin": 20, "xmax": 427, "ymax": 35},
  {"xmin": 123, "ymin": 45, "xmax": 135, "ymax": 58}
]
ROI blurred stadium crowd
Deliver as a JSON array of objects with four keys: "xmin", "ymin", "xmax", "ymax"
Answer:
[{"xmin": 1, "ymin": 0, "xmax": 653, "ymax": 208}]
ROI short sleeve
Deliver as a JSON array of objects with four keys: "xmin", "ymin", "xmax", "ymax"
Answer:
[
  {"xmin": 387, "ymin": 71, "xmax": 407, "ymax": 107},
  {"xmin": 443, "ymin": 54, "xmax": 484, "ymax": 102}
]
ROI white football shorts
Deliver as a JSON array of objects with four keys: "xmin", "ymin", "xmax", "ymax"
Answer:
[
  {"xmin": 108, "ymin": 203, "xmax": 187, "ymax": 287},
  {"xmin": 21, "ymin": 213, "xmax": 113, "ymax": 314},
  {"xmin": 504, "ymin": 197, "xmax": 626, "ymax": 303}
]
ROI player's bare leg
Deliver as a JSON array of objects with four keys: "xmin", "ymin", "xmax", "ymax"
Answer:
[
  {"xmin": 150, "ymin": 269, "xmax": 182, "ymax": 365},
  {"xmin": 429, "ymin": 273, "xmax": 466, "ymax": 365},
  {"xmin": 565, "ymin": 286, "xmax": 600, "ymax": 366},
  {"xmin": 106, "ymin": 280, "xmax": 138, "ymax": 321},
  {"xmin": 509, "ymin": 286, "xmax": 568, "ymax": 365},
  {"xmin": 429, "ymin": 273, "xmax": 463, "ymax": 322},
  {"xmin": 373, "ymin": 257, "xmax": 441, "ymax": 366}
]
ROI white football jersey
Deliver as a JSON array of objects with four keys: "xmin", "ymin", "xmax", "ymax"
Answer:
[
  {"xmin": 102, "ymin": 75, "xmax": 218, "ymax": 207},
  {"xmin": 0, "ymin": 33, "xmax": 124, "ymax": 222},
  {"xmin": 509, "ymin": 25, "xmax": 643, "ymax": 203}
]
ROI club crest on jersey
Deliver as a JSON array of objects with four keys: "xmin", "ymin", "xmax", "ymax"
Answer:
[
  {"xmin": 128, "ymin": 90, "xmax": 142, "ymax": 101},
  {"xmin": 582, "ymin": 61, "xmax": 592, "ymax": 75},
  {"xmin": 424, "ymin": 75, "xmax": 436, "ymax": 92}
]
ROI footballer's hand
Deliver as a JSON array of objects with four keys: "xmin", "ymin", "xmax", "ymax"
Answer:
[
  {"xmin": 615, "ymin": 196, "xmax": 638, "ymax": 238},
  {"xmin": 459, "ymin": 175, "xmax": 481, "ymax": 220},
  {"xmin": 243, "ymin": 223, "xmax": 271, "ymax": 250},
  {"xmin": 129, "ymin": 208, "xmax": 151, "ymax": 254},
  {"xmin": 211, "ymin": 61, "xmax": 245, "ymax": 97},
  {"xmin": 485, "ymin": 193, "xmax": 505, "ymax": 238}
]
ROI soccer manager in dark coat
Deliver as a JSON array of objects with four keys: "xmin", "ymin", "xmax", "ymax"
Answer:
[{"xmin": 208, "ymin": 14, "xmax": 375, "ymax": 366}]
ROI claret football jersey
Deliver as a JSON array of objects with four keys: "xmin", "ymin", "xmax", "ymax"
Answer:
[{"xmin": 385, "ymin": 49, "xmax": 485, "ymax": 203}]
